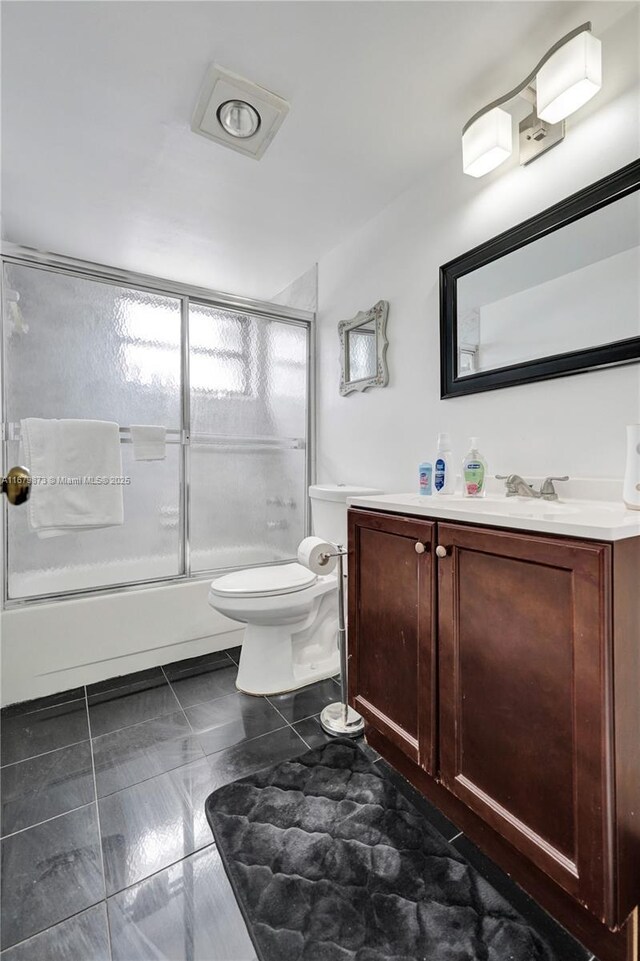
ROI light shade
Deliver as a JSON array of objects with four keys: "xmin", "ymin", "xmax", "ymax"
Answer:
[
  {"xmin": 462, "ymin": 107, "xmax": 513, "ymax": 178},
  {"xmin": 536, "ymin": 32, "xmax": 602, "ymax": 124}
]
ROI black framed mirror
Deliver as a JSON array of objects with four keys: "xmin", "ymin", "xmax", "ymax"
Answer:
[{"xmin": 440, "ymin": 159, "xmax": 640, "ymax": 398}]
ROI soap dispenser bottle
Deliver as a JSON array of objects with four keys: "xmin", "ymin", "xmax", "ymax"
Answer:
[
  {"xmin": 462, "ymin": 437, "xmax": 487, "ymax": 498},
  {"xmin": 418, "ymin": 462, "xmax": 433, "ymax": 496},
  {"xmin": 434, "ymin": 433, "xmax": 455, "ymax": 495}
]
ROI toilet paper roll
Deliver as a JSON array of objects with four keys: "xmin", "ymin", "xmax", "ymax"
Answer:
[{"xmin": 297, "ymin": 536, "xmax": 338, "ymax": 575}]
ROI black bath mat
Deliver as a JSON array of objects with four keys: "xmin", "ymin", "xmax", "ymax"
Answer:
[{"xmin": 205, "ymin": 739, "xmax": 556, "ymax": 961}]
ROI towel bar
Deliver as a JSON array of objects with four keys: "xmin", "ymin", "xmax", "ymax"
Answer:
[
  {"xmin": 2, "ymin": 424, "xmax": 305, "ymax": 451},
  {"xmin": 2, "ymin": 423, "xmax": 183, "ymax": 444}
]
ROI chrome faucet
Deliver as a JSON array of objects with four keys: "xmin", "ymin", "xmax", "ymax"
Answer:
[{"xmin": 496, "ymin": 474, "xmax": 569, "ymax": 501}]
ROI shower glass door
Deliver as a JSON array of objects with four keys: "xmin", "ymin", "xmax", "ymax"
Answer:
[
  {"xmin": 2, "ymin": 257, "xmax": 311, "ymax": 603},
  {"xmin": 188, "ymin": 303, "xmax": 309, "ymax": 573},
  {"xmin": 3, "ymin": 263, "xmax": 183, "ymax": 599}
]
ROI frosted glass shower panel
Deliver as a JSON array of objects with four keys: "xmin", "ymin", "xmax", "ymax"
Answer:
[
  {"xmin": 189, "ymin": 304, "xmax": 308, "ymax": 439},
  {"xmin": 6, "ymin": 440, "xmax": 182, "ymax": 598},
  {"xmin": 189, "ymin": 304, "xmax": 308, "ymax": 574},
  {"xmin": 2, "ymin": 261, "xmax": 311, "ymax": 599},
  {"xmin": 3, "ymin": 264, "xmax": 182, "ymax": 426},
  {"xmin": 3, "ymin": 264, "xmax": 183, "ymax": 598},
  {"xmin": 264, "ymin": 321, "xmax": 309, "ymax": 438},
  {"xmin": 190, "ymin": 446, "xmax": 307, "ymax": 573}
]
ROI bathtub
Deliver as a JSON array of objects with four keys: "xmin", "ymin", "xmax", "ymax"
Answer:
[{"xmin": 1, "ymin": 547, "xmax": 293, "ymax": 707}]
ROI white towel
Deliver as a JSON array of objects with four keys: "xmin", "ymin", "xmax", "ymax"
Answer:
[
  {"xmin": 130, "ymin": 425, "xmax": 167, "ymax": 461},
  {"xmin": 20, "ymin": 418, "xmax": 124, "ymax": 538}
]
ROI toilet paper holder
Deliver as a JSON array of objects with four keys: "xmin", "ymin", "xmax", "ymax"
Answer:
[{"xmin": 316, "ymin": 544, "xmax": 365, "ymax": 739}]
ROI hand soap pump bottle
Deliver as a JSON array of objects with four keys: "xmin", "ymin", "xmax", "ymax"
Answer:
[
  {"xmin": 463, "ymin": 437, "xmax": 487, "ymax": 498},
  {"xmin": 434, "ymin": 433, "xmax": 455, "ymax": 495}
]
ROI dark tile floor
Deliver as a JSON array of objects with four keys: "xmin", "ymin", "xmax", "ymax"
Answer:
[{"xmin": 0, "ymin": 649, "xmax": 597, "ymax": 961}]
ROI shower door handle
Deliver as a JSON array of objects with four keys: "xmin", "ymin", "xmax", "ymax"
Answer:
[{"xmin": 2, "ymin": 466, "xmax": 31, "ymax": 506}]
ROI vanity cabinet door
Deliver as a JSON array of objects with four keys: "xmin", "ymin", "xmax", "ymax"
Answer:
[
  {"xmin": 437, "ymin": 522, "xmax": 614, "ymax": 922},
  {"xmin": 347, "ymin": 509, "xmax": 436, "ymax": 772}
]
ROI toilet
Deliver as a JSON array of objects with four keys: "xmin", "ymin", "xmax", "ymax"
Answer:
[{"xmin": 208, "ymin": 484, "xmax": 381, "ymax": 696}]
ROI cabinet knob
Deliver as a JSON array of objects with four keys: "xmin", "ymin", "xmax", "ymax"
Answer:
[
  {"xmin": 435, "ymin": 545, "xmax": 449, "ymax": 558},
  {"xmin": 414, "ymin": 541, "xmax": 427, "ymax": 554}
]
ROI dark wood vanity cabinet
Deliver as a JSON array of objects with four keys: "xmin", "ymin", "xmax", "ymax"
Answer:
[
  {"xmin": 348, "ymin": 508, "xmax": 640, "ymax": 961},
  {"xmin": 437, "ymin": 523, "xmax": 611, "ymax": 919},
  {"xmin": 347, "ymin": 510, "xmax": 436, "ymax": 772}
]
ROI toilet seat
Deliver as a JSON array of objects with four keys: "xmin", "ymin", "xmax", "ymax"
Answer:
[{"xmin": 209, "ymin": 563, "xmax": 317, "ymax": 599}]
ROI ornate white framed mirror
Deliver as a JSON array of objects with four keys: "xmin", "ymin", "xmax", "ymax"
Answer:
[{"xmin": 339, "ymin": 300, "xmax": 389, "ymax": 396}]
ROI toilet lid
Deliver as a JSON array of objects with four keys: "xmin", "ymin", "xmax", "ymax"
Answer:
[{"xmin": 209, "ymin": 563, "xmax": 317, "ymax": 598}]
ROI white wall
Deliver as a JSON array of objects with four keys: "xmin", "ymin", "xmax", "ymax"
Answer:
[{"xmin": 316, "ymin": 9, "xmax": 640, "ymax": 492}]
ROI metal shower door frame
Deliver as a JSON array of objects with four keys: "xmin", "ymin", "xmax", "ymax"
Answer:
[{"xmin": 0, "ymin": 243, "xmax": 315, "ymax": 608}]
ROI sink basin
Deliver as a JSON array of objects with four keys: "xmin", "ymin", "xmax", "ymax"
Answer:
[
  {"xmin": 434, "ymin": 497, "xmax": 581, "ymax": 517},
  {"xmin": 510, "ymin": 504, "xmax": 582, "ymax": 520}
]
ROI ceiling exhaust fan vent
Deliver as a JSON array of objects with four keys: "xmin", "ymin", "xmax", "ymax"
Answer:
[{"xmin": 191, "ymin": 64, "xmax": 289, "ymax": 160}]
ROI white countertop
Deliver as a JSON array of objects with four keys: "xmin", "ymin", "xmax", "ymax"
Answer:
[{"xmin": 348, "ymin": 491, "xmax": 640, "ymax": 541}]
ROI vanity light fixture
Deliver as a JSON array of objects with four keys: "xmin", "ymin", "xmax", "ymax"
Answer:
[
  {"xmin": 462, "ymin": 22, "xmax": 602, "ymax": 177},
  {"xmin": 462, "ymin": 107, "xmax": 513, "ymax": 179},
  {"xmin": 536, "ymin": 31, "xmax": 602, "ymax": 124}
]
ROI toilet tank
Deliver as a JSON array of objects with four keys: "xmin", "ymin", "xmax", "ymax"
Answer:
[{"xmin": 309, "ymin": 484, "xmax": 383, "ymax": 548}]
